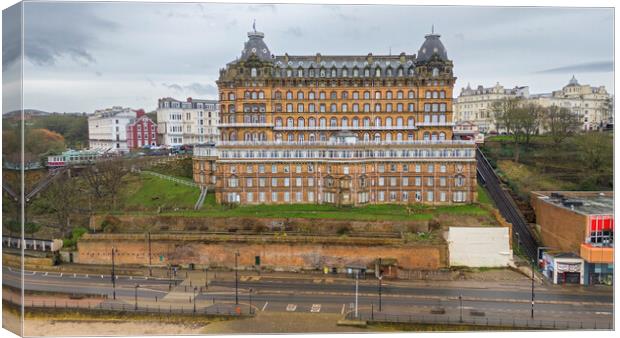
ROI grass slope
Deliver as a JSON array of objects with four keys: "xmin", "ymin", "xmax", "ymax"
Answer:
[{"xmin": 122, "ymin": 173, "xmax": 200, "ymax": 211}]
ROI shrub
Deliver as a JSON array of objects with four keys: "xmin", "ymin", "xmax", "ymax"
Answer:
[
  {"xmin": 336, "ymin": 224, "xmax": 353, "ymax": 235},
  {"xmin": 101, "ymin": 215, "xmax": 122, "ymax": 233}
]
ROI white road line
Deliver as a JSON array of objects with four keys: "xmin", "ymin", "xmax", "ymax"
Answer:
[
  {"xmin": 261, "ymin": 302, "xmax": 268, "ymax": 312},
  {"xmin": 73, "ymin": 273, "xmax": 76, "ymax": 278},
  {"xmin": 60, "ymin": 273, "xmax": 63, "ymax": 277},
  {"xmin": 341, "ymin": 304, "xmax": 345, "ymax": 314},
  {"xmin": 44, "ymin": 272, "xmax": 48, "ymax": 276}
]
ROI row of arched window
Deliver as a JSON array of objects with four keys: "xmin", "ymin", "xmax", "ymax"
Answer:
[
  {"xmin": 276, "ymin": 102, "xmax": 416, "ymax": 114},
  {"xmin": 274, "ymin": 116, "xmax": 416, "ymax": 128},
  {"xmin": 221, "ymin": 130, "xmax": 447, "ymax": 142},
  {"xmin": 274, "ymin": 89, "xmax": 417, "ymax": 100},
  {"xmin": 424, "ymin": 90, "xmax": 447, "ymax": 99},
  {"xmin": 273, "ymin": 65, "xmax": 416, "ymax": 79}
]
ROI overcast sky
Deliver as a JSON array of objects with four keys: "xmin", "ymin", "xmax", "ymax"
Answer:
[{"xmin": 2, "ymin": 1, "xmax": 614, "ymax": 114}]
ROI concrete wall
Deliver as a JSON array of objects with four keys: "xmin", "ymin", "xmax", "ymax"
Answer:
[
  {"xmin": 77, "ymin": 233, "xmax": 446, "ymax": 271},
  {"xmin": 447, "ymin": 227, "xmax": 512, "ymax": 267}
]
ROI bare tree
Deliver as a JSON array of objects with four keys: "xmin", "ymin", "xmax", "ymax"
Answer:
[
  {"xmin": 544, "ymin": 105, "xmax": 580, "ymax": 145},
  {"xmin": 492, "ymin": 97, "xmax": 525, "ymax": 162},
  {"xmin": 520, "ymin": 103, "xmax": 543, "ymax": 147},
  {"xmin": 81, "ymin": 159, "xmax": 128, "ymax": 210},
  {"xmin": 42, "ymin": 176, "xmax": 79, "ymax": 237}
]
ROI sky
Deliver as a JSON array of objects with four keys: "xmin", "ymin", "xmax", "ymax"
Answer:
[{"xmin": 1, "ymin": 1, "xmax": 615, "ymax": 114}]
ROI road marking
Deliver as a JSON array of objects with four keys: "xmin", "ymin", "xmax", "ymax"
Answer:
[
  {"xmin": 73, "ymin": 273, "xmax": 76, "ymax": 278},
  {"xmin": 101, "ymin": 275, "xmax": 104, "ymax": 279},
  {"xmin": 341, "ymin": 304, "xmax": 345, "ymax": 314},
  {"xmin": 312, "ymin": 279, "xmax": 322, "ymax": 284},
  {"xmin": 286, "ymin": 304, "xmax": 297, "ymax": 312},
  {"xmin": 44, "ymin": 272, "xmax": 48, "ymax": 276},
  {"xmin": 129, "ymin": 276, "xmax": 133, "ymax": 280},
  {"xmin": 310, "ymin": 304, "xmax": 321, "ymax": 313},
  {"xmin": 261, "ymin": 302, "xmax": 268, "ymax": 312},
  {"xmin": 60, "ymin": 273, "xmax": 63, "ymax": 277},
  {"xmin": 85, "ymin": 274, "xmax": 89, "ymax": 278},
  {"xmin": 596, "ymin": 312, "xmax": 612, "ymax": 315}
]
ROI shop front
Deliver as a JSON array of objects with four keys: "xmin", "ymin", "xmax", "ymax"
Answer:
[{"xmin": 541, "ymin": 252, "xmax": 585, "ymax": 285}]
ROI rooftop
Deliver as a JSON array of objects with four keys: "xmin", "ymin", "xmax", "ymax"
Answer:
[{"xmin": 532, "ymin": 191, "xmax": 614, "ymax": 216}]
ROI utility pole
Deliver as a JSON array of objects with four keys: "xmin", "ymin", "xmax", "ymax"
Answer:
[
  {"xmin": 355, "ymin": 271, "xmax": 359, "ymax": 318},
  {"xmin": 531, "ymin": 259, "xmax": 535, "ymax": 319},
  {"xmin": 111, "ymin": 247, "xmax": 116, "ymax": 300},
  {"xmin": 235, "ymin": 251, "xmax": 240, "ymax": 305},
  {"xmin": 193, "ymin": 287, "xmax": 197, "ymax": 313}
]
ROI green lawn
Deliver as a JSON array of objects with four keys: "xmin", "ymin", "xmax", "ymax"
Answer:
[
  {"xmin": 122, "ymin": 173, "xmax": 200, "ymax": 210},
  {"xmin": 159, "ymin": 193, "xmax": 491, "ymax": 221},
  {"xmin": 477, "ymin": 183, "xmax": 494, "ymax": 207}
]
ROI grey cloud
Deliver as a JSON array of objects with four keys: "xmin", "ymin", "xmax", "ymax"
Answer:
[
  {"xmin": 23, "ymin": 3, "xmax": 118, "ymax": 66},
  {"xmin": 2, "ymin": 3, "xmax": 22, "ymax": 69},
  {"xmin": 161, "ymin": 82, "xmax": 217, "ymax": 97},
  {"xmin": 536, "ymin": 61, "xmax": 613, "ymax": 74},
  {"xmin": 284, "ymin": 26, "xmax": 303, "ymax": 37}
]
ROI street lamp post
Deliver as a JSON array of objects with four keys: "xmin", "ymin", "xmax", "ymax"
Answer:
[
  {"xmin": 193, "ymin": 287, "xmax": 198, "ymax": 313},
  {"xmin": 459, "ymin": 294, "xmax": 463, "ymax": 323},
  {"xmin": 111, "ymin": 247, "xmax": 116, "ymax": 300},
  {"xmin": 531, "ymin": 259, "xmax": 535, "ymax": 319},
  {"xmin": 354, "ymin": 271, "xmax": 359, "ymax": 319},
  {"xmin": 378, "ymin": 257, "xmax": 382, "ymax": 312},
  {"xmin": 249, "ymin": 288, "xmax": 253, "ymax": 314},
  {"xmin": 235, "ymin": 251, "xmax": 240, "ymax": 305},
  {"xmin": 134, "ymin": 284, "xmax": 139, "ymax": 310},
  {"xmin": 205, "ymin": 267, "xmax": 209, "ymax": 288}
]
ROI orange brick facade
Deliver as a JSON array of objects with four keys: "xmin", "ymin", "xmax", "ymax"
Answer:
[{"xmin": 193, "ymin": 29, "xmax": 477, "ymax": 205}]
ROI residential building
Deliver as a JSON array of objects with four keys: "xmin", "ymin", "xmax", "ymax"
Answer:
[
  {"xmin": 454, "ymin": 76, "xmax": 612, "ymax": 133},
  {"xmin": 193, "ymin": 28, "xmax": 478, "ymax": 206},
  {"xmin": 88, "ymin": 106, "xmax": 137, "ymax": 153},
  {"xmin": 452, "ymin": 120, "xmax": 483, "ymax": 143},
  {"xmin": 126, "ymin": 109, "xmax": 158, "ymax": 149},
  {"xmin": 531, "ymin": 191, "xmax": 613, "ymax": 285},
  {"xmin": 453, "ymin": 83, "xmax": 529, "ymax": 133},
  {"xmin": 156, "ymin": 97, "xmax": 219, "ymax": 146},
  {"xmin": 529, "ymin": 76, "xmax": 612, "ymax": 131}
]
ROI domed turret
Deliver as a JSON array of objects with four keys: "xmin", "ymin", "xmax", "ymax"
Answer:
[
  {"xmin": 239, "ymin": 24, "xmax": 272, "ymax": 62},
  {"xmin": 417, "ymin": 28, "xmax": 448, "ymax": 63}
]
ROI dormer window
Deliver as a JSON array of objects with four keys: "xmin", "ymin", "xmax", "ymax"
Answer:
[
  {"xmin": 353, "ymin": 68, "xmax": 359, "ymax": 77},
  {"xmin": 375, "ymin": 68, "xmax": 381, "ymax": 77},
  {"xmin": 432, "ymin": 68, "xmax": 439, "ymax": 77},
  {"xmin": 342, "ymin": 68, "xmax": 348, "ymax": 77},
  {"xmin": 331, "ymin": 68, "xmax": 337, "ymax": 77},
  {"xmin": 251, "ymin": 68, "xmax": 257, "ymax": 77},
  {"xmin": 364, "ymin": 68, "xmax": 370, "ymax": 77},
  {"xmin": 319, "ymin": 68, "xmax": 326, "ymax": 77},
  {"xmin": 297, "ymin": 68, "xmax": 303, "ymax": 77}
]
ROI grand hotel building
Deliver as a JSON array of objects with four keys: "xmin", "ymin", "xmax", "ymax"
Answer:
[{"xmin": 193, "ymin": 29, "xmax": 477, "ymax": 206}]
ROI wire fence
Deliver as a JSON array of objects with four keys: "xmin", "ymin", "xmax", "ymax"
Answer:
[
  {"xmin": 5, "ymin": 298, "xmax": 254, "ymax": 318},
  {"xmin": 346, "ymin": 311, "xmax": 613, "ymax": 330}
]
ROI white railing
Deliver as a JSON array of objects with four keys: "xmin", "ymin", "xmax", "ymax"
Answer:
[
  {"xmin": 215, "ymin": 139, "xmax": 475, "ymax": 147},
  {"xmin": 415, "ymin": 122, "xmax": 455, "ymax": 127},
  {"xmin": 272, "ymin": 125, "xmax": 417, "ymax": 131},
  {"xmin": 218, "ymin": 123, "xmax": 273, "ymax": 127}
]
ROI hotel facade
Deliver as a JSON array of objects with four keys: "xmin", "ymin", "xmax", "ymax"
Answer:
[{"xmin": 193, "ymin": 29, "xmax": 477, "ymax": 206}]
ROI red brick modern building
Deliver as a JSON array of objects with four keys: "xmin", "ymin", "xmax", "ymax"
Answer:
[{"xmin": 126, "ymin": 109, "xmax": 158, "ymax": 150}]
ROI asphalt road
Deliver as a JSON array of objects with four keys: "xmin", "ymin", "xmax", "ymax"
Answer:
[{"xmin": 3, "ymin": 267, "xmax": 613, "ymax": 327}]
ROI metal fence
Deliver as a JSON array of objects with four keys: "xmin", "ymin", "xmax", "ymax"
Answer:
[
  {"xmin": 140, "ymin": 170, "xmax": 198, "ymax": 188},
  {"xmin": 346, "ymin": 312, "xmax": 613, "ymax": 330},
  {"xmin": 5, "ymin": 298, "xmax": 254, "ymax": 318}
]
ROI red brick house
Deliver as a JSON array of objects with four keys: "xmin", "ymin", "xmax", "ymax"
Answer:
[{"xmin": 126, "ymin": 109, "xmax": 158, "ymax": 149}]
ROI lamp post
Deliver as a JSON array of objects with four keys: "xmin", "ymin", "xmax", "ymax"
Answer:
[
  {"xmin": 354, "ymin": 270, "xmax": 359, "ymax": 319},
  {"xmin": 378, "ymin": 258, "xmax": 383, "ymax": 312},
  {"xmin": 205, "ymin": 267, "xmax": 209, "ymax": 288},
  {"xmin": 111, "ymin": 247, "xmax": 116, "ymax": 300},
  {"xmin": 193, "ymin": 286, "xmax": 198, "ymax": 313},
  {"xmin": 235, "ymin": 251, "xmax": 240, "ymax": 305},
  {"xmin": 147, "ymin": 232, "xmax": 152, "ymax": 277},
  {"xmin": 459, "ymin": 294, "xmax": 463, "ymax": 323},
  {"xmin": 134, "ymin": 284, "xmax": 139, "ymax": 310},
  {"xmin": 249, "ymin": 288, "xmax": 253, "ymax": 314},
  {"xmin": 531, "ymin": 259, "xmax": 535, "ymax": 319}
]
